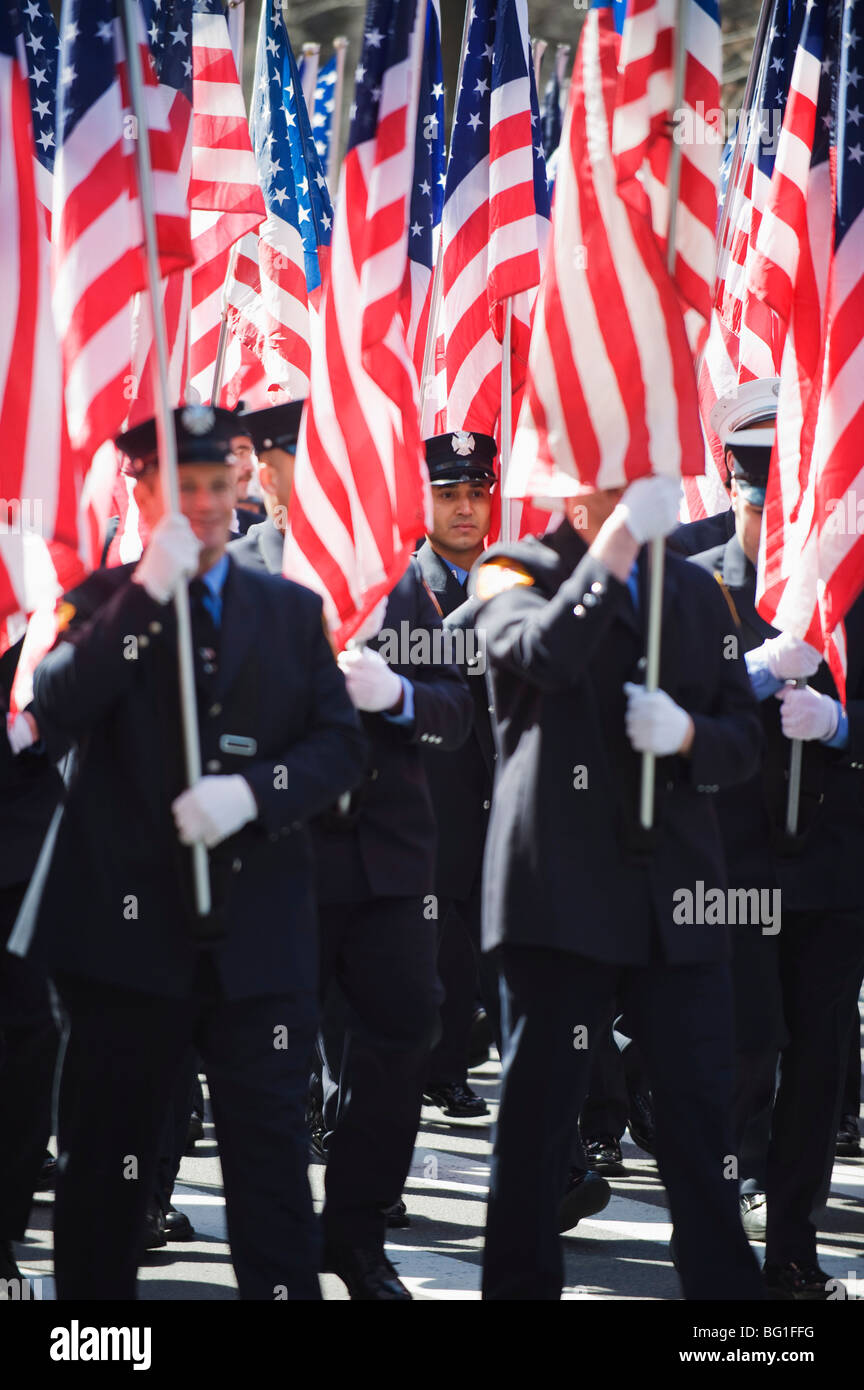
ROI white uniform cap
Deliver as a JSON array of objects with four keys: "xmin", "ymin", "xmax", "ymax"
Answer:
[{"xmin": 709, "ymin": 378, "xmax": 780, "ymax": 448}]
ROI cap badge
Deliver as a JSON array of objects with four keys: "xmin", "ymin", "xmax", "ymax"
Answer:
[
  {"xmin": 181, "ymin": 405, "xmax": 216, "ymax": 436},
  {"xmin": 451, "ymin": 431, "xmax": 475, "ymax": 457}
]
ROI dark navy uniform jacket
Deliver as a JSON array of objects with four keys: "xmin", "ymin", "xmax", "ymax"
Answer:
[
  {"xmin": 231, "ymin": 520, "xmax": 473, "ymax": 904},
  {"xmin": 26, "ymin": 557, "xmax": 367, "ymax": 999},
  {"xmin": 471, "ymin": 521, "xmax": 763, "ymax": 965},
  {"xmin": 690, "ymin": 535, "xmax": 864, "ymax": 913},
  {"xmin": 414, "ymin": 539, "xmax": 495, "ymax": 902}
]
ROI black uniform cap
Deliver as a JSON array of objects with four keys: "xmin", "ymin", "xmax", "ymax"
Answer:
[
  {"xmin": 238, "ymin": 400, "xmax": 306, "ymax": 453},
  {"xmin": 115, "ymin": 405, "xmax": 240, "ymax": 477},
  {"xmin": 424, "ymin": 430, "xmax": 497, "ymax": 485}
]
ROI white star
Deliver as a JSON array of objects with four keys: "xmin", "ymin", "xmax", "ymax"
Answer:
[
  {"xmin": 34, "ymin": 96, "xmax": 50, "ymax": 119},
  {"xmin": 474, "ymin": 77, "xmax": 488, "ymax": 96},
  {"xmin": 432, "ymin": 82, "xmax": 444, "ymax": 101},
  {"xmin": 822, "ymin": 56, "xmax": 832, "ymax": 75},
  {"xmin": 355, "ymin": 63, "xmax": 366, "ymax": 83},
  {"xmin": 96, "ymin": 20, "xmax": 113, "ymax": 42},
  {"xmin": 257, "ymin": 73, "xmax": 268, "ymax": 95},
  {"xmin": 299, "ymin": 176, "xmax": 309, "ymax": 194},
  {"xmin": 25, "ymin": 31, "xmax": 44, "ymax": 54},
  {"xmin": 313, "ymin": 111, "xmax": 326, "ymax": 128},
  {"xmin": 264, "ymin": 131, "xmax": 276, "ymax": 147},
  {"xmin": 298, "ymin": 204, "xmax": 310, "ymax": 224},
  {"xmin": 183, "ymin": 58, "xmax": 192, "ymax": 77},
  {"xmin": 267, "ymin": 157, "xmax": 283, "ymax": 177},
  {"xmin": 467, "ymin": 111, "xmax": 482, "ymax": 131},
  {"xmin": 149, "ymin": 22, "xmax": 159, "ymax": 44},
  {"xmin": 822, "ymin": 113, "xmax": 833, "ymax": 130},
  {"xmin": 321, "ymin": 212, "xmax": 332, "ymax": 231},
  {"xmin": 325, "ymin": 100, "xmax": 334, "ymax": 113},
  {"xmin": 771, "ymin": 56, "xmax": 784, "ymax": 73},
  {"xmin": 170, "ymin": 24, "xmax": 187, "ymax": 46},
  {"xmin": 849, "ymin": 142, "xmax": 864, "ymax": 163},
  {"xmin": 315, "ymin": 141, "xmax": 326, "ymax": 155},
  {"xmin": 323, "ymin": 71, "xmax": 336, "ymax": 85},
  {"xmin": 315, "ymin": 171, "xmax": 327, "ymax": 189},
  {"xmin": 367, "ymin": 27, "xmax": 383, "ymax": 47},
  {"xmin": 371, "ymin": 85, "xmax": 381, "ymax": 101},
  {"xmin": 848, "ymin": 105, "xmax": 863, "ymax": 125},
  {"xmin": 36, "ymin": 127, "xmax": 54, "ymax": 151},
  {"xmin": 65, "ymin": 20, "xmax": 78, "ymax": 41},
  {"xmin": 419, "ymin": 179, "xmax": 431, "ymax": 195},
  {"xmin": 845, "ymin": 27, "xmax": 859, "ymax": 48},
  {"xmin": 267, "ymin": 36, "xmax": 278, "ymax": 56},
  {"xmin": 426, "ymin": 142, "xmax": 432, "ymax": 156},
  {"xmin": 285, "ymin": 108, "xmax": 296, "ymax": 126},
  {"xmin": 272, "ymin": 187, "xmax": 288, "ymax": 205},
  {"xmin": 849, "ymin": 67, "xmax": 862, "ymax": 86},
  {"xmin": 60, "ymin": 61, "xmax": 75, "ymax": 88},
  {"xmin": 24, "ymin": 0, "xmax": 40, "ymax": 19},
  {"xmin": 410, "ymin": 221, "xmax": 422, "ymax": 236},
  {"xmin": 349, "ymin": 102, "xmax": 357, "ymax": 120},
  {"xmin": 534, "ymin": 144, "xmax": 544, "ymax": 158},
  {"xmin": 483, "ymin": 43, "xmax": 493, "ymax": 61},
  {"xmin": 30, "ymin": 66, "xmax": 46, "ymax": 87},
  {"xmin": 438, "ymin": 172, "xmax": 446, "ymax": 189}
]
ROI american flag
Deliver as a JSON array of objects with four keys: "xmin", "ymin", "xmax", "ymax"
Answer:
[
  {"xmin": 283, "ymin": 0, "xmax": 429, "ymax": 648},
  {"xmin": 18, "ymin": 0, "xmax": 58, "ymax": 236},
  {"xmin": 187, "ymin": 0, "xmax": 264, "ymax": 406},
  {"xmin": 505, "ymin": 0, "xmax": 707, "ymax": 501},
  {"xmin": 225, "ymin": 3, "xmax": 332, "ymax": 400},
  {"xmin": 310, "ymin": 52, "xmax": 338, "ymax": 170},
  {"xmin": 51, "ymin": 0, "xmax": 194, "ymax": 459},
  {"xmin": 540, "ymin": 50, "xmax": 563, "ymax": 162},
  {"xmin": 690, "ymin": 2, "xmax": 804, "ymax": 522},
  {"xmin": 749, "ymin": 0, "xmax": 864, "ymax": 698},
  {"xmin": 438, "ymin": 0, "xmax": 550, "ymax": 437},
  {"xmin": 402, "ymin": 0, "xmax": 444, "ymax": 382}
]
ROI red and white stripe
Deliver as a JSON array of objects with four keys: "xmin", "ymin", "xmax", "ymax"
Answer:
[
  {"xmin": 283, "ymin": 5, "xmax": 429, "ymax": 648},
  {"xmin": 506, "ymin": 4, "xmax": 704, "ymax": 502},
  {"xmin": 225, "ymin": 223, "xmax": 312, "ymax": 400}
]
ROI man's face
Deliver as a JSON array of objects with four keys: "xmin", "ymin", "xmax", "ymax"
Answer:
[
  {"xmin": 178, "ymin": 463, "xmax": 238, "ymax": 555},
  {"xmin": 729, "ymin": 473, "xmax": 764, "ymax": 565},
  {"xmin": 132, "ymin": 469, "xmax": 164, "ymax": 532},
  {"xmin": 230, "ymin": 435, "xmax": 255, "ymax": 498},
  {"xmin": 258, "ymin": 446, "xmax": 296, "ymax": 523},
  {"xmin": 429, "ymin": 481, "xmax": 493, "ymax": 556}
]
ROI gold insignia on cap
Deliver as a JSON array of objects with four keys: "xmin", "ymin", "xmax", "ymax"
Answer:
[
  {"xmin": 475, "ymin": 558, "xmax": 535, "ymax": 600},
  {"xmin": 181, "ymin": 405, "xmax": 216, "ymax": 436}
]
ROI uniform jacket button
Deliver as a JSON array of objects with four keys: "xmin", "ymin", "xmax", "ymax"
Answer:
[
  {"xmin": 206, "ymin": 759, "xmax": 221, "ymax": 773},
  {"xmin": 590, "ymin": 581, "xmax": 605, "ymax": 595},
  {"xmin": 148, "ymin": 620, "xmax": 162, "ymax": 635},
  {"xmin": 231, "ymin": 858, "xmax": 242, "ymax": 872},
  {"xmin": 582, "ymin": 593, "xmax": 598, "ymax": 607},
  {"xmin": 573, "ymin": 605, "xmax": 586, "ymax": 618},
  {"xmin": 369, "ymin": 767, "xmax": 379, "ymax": 780},
  {"xmin": 209, "ymin": 702, "xmax": 222, "ymax": 717},
  {"xmin": 138, "ymin": 634, "xmax": 149, "ymax": 648},
  {"xmin": 268, "ymin": 832, "xmax": 279, "ymax": 843},
  {"xmin": 482, "ymin": 799, "xmax": 491, "ymax": 810}
]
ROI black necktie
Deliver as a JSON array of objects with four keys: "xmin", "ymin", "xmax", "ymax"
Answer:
[{"xmin": 188, "ymin": 579, "xmax": 219, "ymax": 686}]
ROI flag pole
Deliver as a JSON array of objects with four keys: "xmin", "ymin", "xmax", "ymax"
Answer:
[
  {"xmin": 785, "ymin": 677, "xmax": 806, "ymax": 834},
  {"xmin": 209, "ymin": 241, "xmax": 241, "ymax": 405},
  {"xmin": 327, "ymin": 37, "xmax": 349, "ymax": 184},
  {"xmin": 418, "ymin": 0, "xmax": 473, "ymax": 427},
  {"xmin": 639, "ymin": 0, "xmax": 689, "ymax": 831},
  {"xmin": 301, "ymin": 42, "xmax": 320, "ymax": 116},
  {"xmin": 119, "ymin": 0, "xmax": 211, "ymax": 916},
  {"xmin": 532, "ymin": 37, "xmax": 547, "ymax": 89},
  {"xmin": 227, "ymin": 0, "xmax": 245, "ymax": 76},
  {"xmin": 499, "ymin": 299, "xmax": 515, "ymax": 542}
]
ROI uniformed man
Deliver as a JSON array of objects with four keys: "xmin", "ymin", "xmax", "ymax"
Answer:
[
  {"xmin": 232, "ymin": 402, "xmax": 474, "ymax": 1300},
  {"xmin": 472, "ymin": 473, "xmax": 765, "ymax": 1301},
  {"xmin": 229, "ymin": 414, "xmax": 267, "ymax": 536},
  {"xmin": 415, "ymin": 430, "xmax": 499, "ymax": 1119},
  {"xmin": 689, "ymin": 379, "xmax": 864, "ymax": 1298},
  {"xmin": 16, "ymin": 405, "xmax": 367, "ymax": 1300}
]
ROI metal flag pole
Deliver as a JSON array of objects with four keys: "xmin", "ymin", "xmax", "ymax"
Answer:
[
  {"xmin": 418, "ymin": 0, "xmax": 473, "ymax": 427},
  {"xmin": 532, "ymin": 37, "xmax": 547, "ymax": 89},
  {"xmin": 639, "ymin": 0, "xmax": 689, "ymax": 831},
  {"xmin": 119, "ymin": 0, "xmax": 211, "ymax": 915},
  {"xmin": 499, "ymin": 299, "xmax": 515, "ymax": 542},
  {"xmin": 209, "ymin": 240, "xmax": 241, "ymax": 405},
  {"xmin": 301, "ymin": 41, "xmax": 320, "ymax": 116},
  {"xmin": 785, "ymin": 678, "xmax": 806, "ymax": 835},
  {"xmin": 227, "ymin": 0, "xmax": 245, "ymax": 77},
  {"xmin": 327, "ymin": 37, "xmax": 349, "ymax": 184}
]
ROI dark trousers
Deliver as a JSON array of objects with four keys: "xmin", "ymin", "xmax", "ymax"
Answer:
[
  {"xmin": 154, "ymin": 1049, "xmax": 199, "ymax": 1215},
  {"xmin": 317, "ymin": 897, "xmax": 441, "ymax": 1247},
  {"xmin": 841, "ymin": 984, "xmax": 862, "ymax": 1121},
  {"xmin": 53, "ymin": 968, "xmax": 320, "ymax": 1300},
  {"xmin": 0, "ymin": 883, "xmax": 59, "ymax": 1240},
  {"xmin": 483, "ymin": 947, "xmax": 762, "ymax": 1302},
  {"xmin": 765, "ymin": 908, "xmax": 864, "ymax": 1265},
  {"xmin": 428, "ymin": 886, "xmax": 502, "ymax": 1082}
]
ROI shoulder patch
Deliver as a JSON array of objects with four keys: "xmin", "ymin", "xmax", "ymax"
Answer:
[
  {"xmin": 475, "ymin": 558, "xmax": 536, "ymax": 601},
  {"xmin": 55, "ymin": 600, "xmax": 77, "ymax": 633}
]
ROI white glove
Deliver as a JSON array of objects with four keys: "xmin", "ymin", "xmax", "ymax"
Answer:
[
  {"xmin": 775, "ymin": 685, "xmax": 840, "ymax": 742},
  {"xmin": 6, "ymin": 711, "xmax": 38, "ymax": 755},
  {"xmin": 624, "ymin": 682, "xmax": 693, "ymax": 756},
  {"xmin": 613, "ymin": 477, "xmax": 682, "ymax": 544},
  {"xmin": 337, "ymin": 645, "xmax": 403, "ymax": 713},
  {"xmin": 132, "ymin": 513, "xmax": 201, "ymax": 604},
  {"xmin": 760, "ymin": 632, "xmax": 822, "ymax": 681},
  {"xmin": 172, "ymin": 775, "xmax": 258, "ymax": 848}
]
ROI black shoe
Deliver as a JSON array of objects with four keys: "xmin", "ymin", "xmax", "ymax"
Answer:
[
  {"xmin": 627, "ymin": 1089, "xmax": 656, "ymax": 1156},
  {"xmin": 468, "ymin": 1007, "xmax": 493, "ymax": 1070},
  {"xmin": 162, "ymin": 1205, "xmax": 195, "ymax": 1241},
  {"xmin": 381, "ymin": 1200, "xmax": 411, "ymax": 1229},
  {"xmin": 740, "ymin": 1191, "xmax": 767, "ymax": 1238},
  {"xmin": 184, "ymin": 1112, "xmax": 204, "ymax": 1155},
  {"xmin": 143, "ymin": 1206, "xmax": 167, "ymax": 1251},
  {"xmin": 0, "ymin": 1240, "xmax": 21, "ymax": 1284},
  {"xmin": 763, "ymin": 1260, "xmax": 840, "ymax": 1300},
  {"xmin": 583, "ymin": 1136, "xmax": 626, "ymax": 1176},
  {"xmin": 558, "ymin": 1168, "xmax": 612, "ymax": 1233},
  {"xmin": 35, "ymin": 1152, "xmax": 57, "ymax": 1191},
  {"xmin": 323, "ymin": 1244, "xmax": 412, "ymax": 1300},
  {"xmin": 423, "ymin": 1081, "xmax": 488, "ymax": 1118},
  {"xmin": 836, "ymin": 1114, "xmax": 861, "ymax": 1157}
]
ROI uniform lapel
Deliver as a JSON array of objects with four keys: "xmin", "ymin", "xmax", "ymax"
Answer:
[
  {"xmin": 213, "ymin": 559, "xmax": 259, "ymax": 698},
  {"xmin": 416, "ymin": 539, "xmax": 467, "ymax": 616}
]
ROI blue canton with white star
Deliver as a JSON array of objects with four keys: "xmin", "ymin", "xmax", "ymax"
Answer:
[
  {"xmin": 308, "ymin": 53, "xmax": 337, "ymax": 170},
  {"xmin": 16, "ymin": 0, "xmax": 59, "ymax": 173},
  {"xmin": 249, "ymin": 4, "xmax": 333, "ymax": 293},
  {"xmin": 408, "ymin": 1, "xmax": 444, "ymax": 272},
  {"xmin": 346, "ymin": 0, "xmax": 417, "ymax": 153}
]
